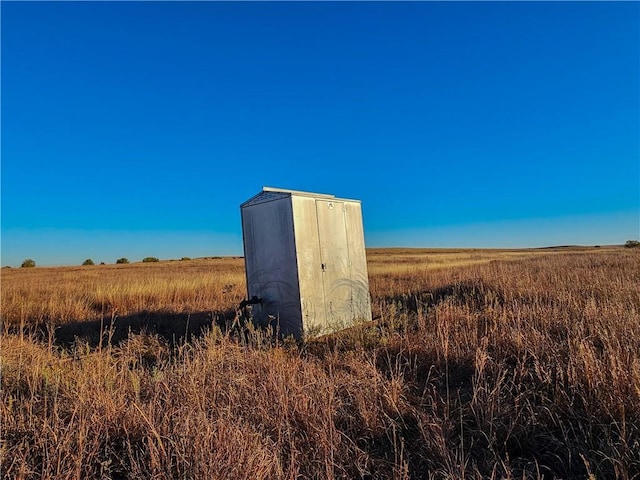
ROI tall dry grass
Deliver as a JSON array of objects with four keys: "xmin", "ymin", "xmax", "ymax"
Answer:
[
  {"xmin": 1, "ymin": 258, "xmax": 246, "ymax": 328},
  {"xmin": 1, "ymin": 248, "xmax": 639, "ymax": 479}
]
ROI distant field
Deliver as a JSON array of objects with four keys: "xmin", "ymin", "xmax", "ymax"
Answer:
[
  {"xmin": 366, "ymin": 245, "xmax": 616, "ymax": 276},
  {"xmin": 1, "ymin": 257, "xmax": 247, "ymax": 328},
  {"xmin": 1, "ymin": 247, "xmax": 614, "ymax": 327},
  {"xmin": 2, "ymin": 247, "xmax": 639, "ymax": 479}
]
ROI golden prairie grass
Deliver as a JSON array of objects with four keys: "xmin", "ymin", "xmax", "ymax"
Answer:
[
  {"xmin": 1, "ymin": 258, "xmax": 246, "ymax": 327},
  {"xmin": 1, "ymin": 248, "xmax": 639, "ymax": 479},
  {"xmin": 1, "ymin": 249, "xmax": 602, "ymax": 327}
]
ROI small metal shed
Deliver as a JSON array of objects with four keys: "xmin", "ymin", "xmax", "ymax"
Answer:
[{"xmin": 240, "ymin": 187, "xmax": 372, "ymax": 338}]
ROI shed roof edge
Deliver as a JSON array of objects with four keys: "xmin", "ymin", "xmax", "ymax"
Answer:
[{"xmin": 262, "ymin": 186, "xmax": 361, "ymax": 203}]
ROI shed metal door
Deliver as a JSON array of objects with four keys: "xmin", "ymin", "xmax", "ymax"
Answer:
[{"xmin": 316, "ymin": 200, "xmax": 353, "ymax": 327}]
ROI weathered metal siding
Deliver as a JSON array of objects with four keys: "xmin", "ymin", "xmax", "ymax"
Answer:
[
  {"xmin": 315, "ymin": 199, "xmax": 354, "ymax": 330},
  {"xmin": 241, "ymin": 196, "xmax": 302, "ymax": 337},
  {"xmin": 290, "ymin": 195, "xmax": 325, "ymax": 335},
  {"xmin": 343, "ymin": 201, "xmax": 372, "ymax": 323}
]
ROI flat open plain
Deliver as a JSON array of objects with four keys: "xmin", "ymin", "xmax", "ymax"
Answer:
[{"xmin": 2, "ymin": 247, "xmax": 638, "ymax": 479}]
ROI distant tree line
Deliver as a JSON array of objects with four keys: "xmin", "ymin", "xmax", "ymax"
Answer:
[{"xmin": 15, "ymin": 255, "xmax": 236, "ymax": 268}]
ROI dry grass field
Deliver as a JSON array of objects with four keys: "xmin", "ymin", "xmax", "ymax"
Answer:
[{"xmin": 1, "ymin": 247, "xmax": 639, "ymax": 479}]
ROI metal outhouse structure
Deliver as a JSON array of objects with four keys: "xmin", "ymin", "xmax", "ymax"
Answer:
[{"xmin": 240, "ymin": 187, "xmax": 372, "ymax": 338}]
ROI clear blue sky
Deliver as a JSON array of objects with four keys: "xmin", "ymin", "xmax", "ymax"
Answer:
[{"xmin": 2, "ymin": 2, "xmax": 638, "ymax": 266}]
